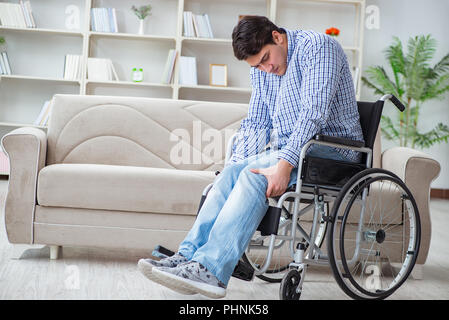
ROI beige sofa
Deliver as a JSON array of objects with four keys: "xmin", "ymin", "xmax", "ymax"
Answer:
[{"xmin": 1, "ymin": 94, "xmax": 440, "ymax": 276}]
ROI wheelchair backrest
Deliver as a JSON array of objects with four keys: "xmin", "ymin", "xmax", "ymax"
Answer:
[{"xmin": 357, "ymin": 100, "xmax": 385, "ymax": 150}]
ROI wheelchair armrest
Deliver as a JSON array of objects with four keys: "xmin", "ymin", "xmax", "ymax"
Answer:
[{"xmin": 314, "ymin": 134, "xmax": 365, "ymax": 148}]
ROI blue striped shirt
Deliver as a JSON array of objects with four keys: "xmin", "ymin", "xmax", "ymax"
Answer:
[{"xmin": 230, "ymin": 28, "xmax": 364, "ymax": 167}]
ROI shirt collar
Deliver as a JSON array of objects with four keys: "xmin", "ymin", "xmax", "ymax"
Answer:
[{"xmin": 282, "ymin": 28, "xmax": 296, "ymax": 66}]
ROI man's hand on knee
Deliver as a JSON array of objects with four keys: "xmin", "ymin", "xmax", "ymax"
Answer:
[{"xmin": 250, "ymin": 160, "xmax": 294, "ymax": 198}]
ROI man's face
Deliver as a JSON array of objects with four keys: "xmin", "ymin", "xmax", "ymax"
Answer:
[{"xmin": 245, "ymin": 31, "xmax": 288, "ymax": 76}]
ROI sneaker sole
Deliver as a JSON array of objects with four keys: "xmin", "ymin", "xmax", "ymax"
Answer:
[
  {"xmin": 152, "ymin": 267, "xmax": 226, "ymax": 299},
  {"xmin": 137, "ymin": 259, "xmax": 195, "ymax": 295}
]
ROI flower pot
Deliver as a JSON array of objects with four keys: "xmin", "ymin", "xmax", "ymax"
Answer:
[{"xmin": 138, "ymin": 19, "xmax": 144, "ymax": 35}]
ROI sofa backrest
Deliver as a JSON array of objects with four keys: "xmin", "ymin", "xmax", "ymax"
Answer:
[
  {"xmin": 46, "ymin": 94, "xmax": 382, "ymax": 171},
  {"xmin": 46, "ymin": 94, "xmax": 248, "ymax": 171}
]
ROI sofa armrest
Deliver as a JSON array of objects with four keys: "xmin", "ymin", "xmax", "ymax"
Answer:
[
  {"xmin": 382, "ymin": 146, "xmax": 441, "ymax": 265},
  {"xmin": 1, "ymin": 127, "xmax": 47, "ymax": 244}
]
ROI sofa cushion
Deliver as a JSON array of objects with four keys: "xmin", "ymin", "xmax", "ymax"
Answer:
[
  {"xmin": 45, "ymin": 94, "xmax": 248, "ymax": 171},
  {"xmin": 37, "ymin": 164, "xmax": 215, "ymax": 216}
]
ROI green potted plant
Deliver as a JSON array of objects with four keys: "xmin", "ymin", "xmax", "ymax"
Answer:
[
  {"xmin": 131, "ymin": 4, "xmax": 152, "ymax": 35},
  {"xmin": 362, "ymin": 35, "xmax": 449, "ymax": 149},
  {"xmin": 0, "ymin": 37, "xmax": 5, "ymax": 52}
]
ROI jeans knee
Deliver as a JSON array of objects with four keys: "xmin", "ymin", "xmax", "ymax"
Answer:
[{"xmin": 238, "ymin": 167, "xmax": 268, "ymax": 190}]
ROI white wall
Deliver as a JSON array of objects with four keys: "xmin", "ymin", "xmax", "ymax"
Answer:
[{"xmin": 360, "ymin": 0, "xmax": 449, "ymax": 188}]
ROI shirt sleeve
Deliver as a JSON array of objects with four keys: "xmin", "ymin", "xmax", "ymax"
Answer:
[
  {"xmin": 229, "ymin": 68, "xmax": 272, "ymax": 164},
  {"xmin": 278, "ymin": 39, "xmax": 342, "ymax": 168}
]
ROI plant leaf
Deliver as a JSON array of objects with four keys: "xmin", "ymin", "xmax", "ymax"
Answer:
[
  {"xmin": 432, "ymin": 52, "xmax": 449, "ymax": 76},
  {"xmin": 385, "ymin": 36, "xmax": 406, "ymax": 75},
  {"xmin": 380, "ymin": 115, "xmax": 400, "ymax": 142},
  {"xmin": 422, "ymin": 73, "xmax": 449, "ymax": 101},
  {"xmin": 413, "ymin": 123, "xmax": 449, "ymax": 148},
  {"xmin": 405, "ymin": 35, "xmax": 437, "ymax": 100},
  {"xmin": 361, "ymin": 76, "xmax": 385, "ymax": 95},
  {"xmin": 365, "ymin": 66, "xmax": 400, "ymax": 98}
]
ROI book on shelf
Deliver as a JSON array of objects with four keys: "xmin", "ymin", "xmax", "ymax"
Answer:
[
  {"xmin": 87, "ymin": 57, "xmax": 119, "ymax": 81},
  {"xmin": 0, "ymin": 1, "xmax": 36, "ymax": 28},
  {"xmin": 161, "ymin": 49, "xmax": 178, "ymax": 84},
  {"xmin": 183, "ymin": 12, "xmax": 194, "ymax": 37},
  {"xmin": 91, "ymin": 8, "xmax": 118, "ymax": 33},
  {"xmin": 34, "ymin": 100, "xmax": 52, "ymax": 126},
  {"xmin": 183, "ymin": 11, "xmax": 213, "ymax": 38},
  {"xmin": 63, "ymin": 54, "xmax": 83, "ymax": 80},
  {"xmin": 0, "ymin": 51, "xmax": 12, "ymax": 75},
  {"xmin": 179, "ymin": 56, "xmax": 198, "ymax": 86}
]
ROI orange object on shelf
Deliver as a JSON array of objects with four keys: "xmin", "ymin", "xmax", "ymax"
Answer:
[{"xmin": 325, "ymin": 27, "xmax": 340, "ymax": 36}]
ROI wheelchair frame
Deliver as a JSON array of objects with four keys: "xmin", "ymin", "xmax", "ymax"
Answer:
[{"xmin": 201, "ymin": 94, "xmax": 420, "ymax": 300}]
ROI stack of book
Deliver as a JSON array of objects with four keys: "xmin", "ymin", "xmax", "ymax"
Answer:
[
  {"xmin": 161, "ymin": 49, "xmax": 178, "ymax": 84},
  {"xmin": 179, "ymin": 56, "xmax": 197, "ymax": 86},
  {"xmin": 0, "ymin": 1, "xmax": 36, "ymax": 28},
  {"xmin": 87, "ymin": 57, "xmax": 119, "ymax": 81},
  {"xmin": 91, "ymin": 8, "xmax": 118, "ymax": 33},
  {"xmin": 64, "ymin": 54, "xmax": 84, "ymax": 80},
  {"xmin": 183, "ymin": 12, "xmax": 214, "ymax": 38},
  {"xmin": 34, "ymin": 100, "xmax": 52, "ymax": 127},
  {"xmin": 0, "ymin": 51, "xmax": 11, "ymax": 75}
]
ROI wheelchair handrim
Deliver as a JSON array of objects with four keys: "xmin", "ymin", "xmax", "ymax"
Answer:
[{"xmin": 333, "ymin": 173, "xmax": 421, "ymax": 298}]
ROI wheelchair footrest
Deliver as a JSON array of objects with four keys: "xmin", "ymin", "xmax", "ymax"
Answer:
[
  {"xmin": 152, "ymin": 245, "xmax": 175, "ymax": 259},
  {"xmin": 231, "ymin": 260, "xmax": 255, "ymax": 281}
]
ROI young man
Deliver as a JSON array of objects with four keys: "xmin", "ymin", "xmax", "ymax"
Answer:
[{"xmin": 138, "ymin": 16, "xmax": 364, "ymax": 299}]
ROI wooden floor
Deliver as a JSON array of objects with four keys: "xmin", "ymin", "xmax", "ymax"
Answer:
[{"xmin": 0, "ymin": 177, "xmax": 448, "ymax": 300}]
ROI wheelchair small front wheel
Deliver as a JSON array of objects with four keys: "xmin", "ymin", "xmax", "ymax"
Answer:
[
  {"xmin": 328, "ymin": 168, "xmax": 421, "ymax": 300},
  {"xmin": 243, "ymin": 203, "xmax": 329, "ymax": 283},
  {"xmin": 279, "ymin": 269, "xmax": 302, "ymax": 300}
]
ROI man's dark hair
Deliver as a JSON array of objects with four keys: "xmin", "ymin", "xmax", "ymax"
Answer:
[{"xmin": 232, "ymin": 16, "xmax": 286, "ymax": 61}]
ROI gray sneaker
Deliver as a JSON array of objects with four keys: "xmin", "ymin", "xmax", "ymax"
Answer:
[
  {"xmin": 152, "ymin": 261, "xmax": 226, "ymax": 299},
  {"xmin": 137, "ymin": 253, "xmax": 194, "ymax": 295}
]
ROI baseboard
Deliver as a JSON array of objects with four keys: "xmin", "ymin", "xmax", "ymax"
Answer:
[{"xmin": 430, "ymin": 189, "xmax": 449, "ymax": 199}]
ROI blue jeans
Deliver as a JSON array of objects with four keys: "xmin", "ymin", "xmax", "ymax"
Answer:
[{"xmin": 178, "ymin": 145, "xmax": 351, "ymax": 285}]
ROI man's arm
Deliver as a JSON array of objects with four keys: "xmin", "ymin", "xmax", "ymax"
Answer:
[
  {"xmin": 278, "ymin": 38, "xmax": 342, "ymax": 168},
  {"xmin": 229, "ymin": 68, "xmax": 272, "ymax": 164}
]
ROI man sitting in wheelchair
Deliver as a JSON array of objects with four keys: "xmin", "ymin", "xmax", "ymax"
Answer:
[{"xmin": 138, "ymin": 15, "xmax": 364, "ymax": 299}]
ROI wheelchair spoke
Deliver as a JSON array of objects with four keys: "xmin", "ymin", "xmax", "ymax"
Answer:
[{"xmin": 328, "ymin": 169, "xmax": 421, "ymax": 300}]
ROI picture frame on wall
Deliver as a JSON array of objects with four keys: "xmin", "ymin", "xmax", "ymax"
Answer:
[{"xmin": 209, "ymin": 64, "xmax": 228, "ymax": 87}]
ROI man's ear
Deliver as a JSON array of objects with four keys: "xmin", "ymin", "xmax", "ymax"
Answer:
[{"xmin": 272, "ymin": 30, "xmax": 283, "ymax": 44}]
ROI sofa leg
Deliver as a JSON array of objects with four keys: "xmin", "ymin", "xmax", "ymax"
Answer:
[
  {"xmin": 11, "ymin": 244, "xmax": 46, "ymax": 260},
  {"xmin": 410, "ymin": 264, "xmax": 424, "ymax": 280},
  {"xmin": 50, "ymin": 245, "xmax": 62, "ymax": 260}
]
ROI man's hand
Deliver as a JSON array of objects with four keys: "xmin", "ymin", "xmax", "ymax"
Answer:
[{"xmin": 250, "ymin": 160, "xmax": 294, "ymax": 198}]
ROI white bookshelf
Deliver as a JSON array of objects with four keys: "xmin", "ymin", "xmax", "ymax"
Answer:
[{"xmin": 0, "ymin": 0, "xmax": 365, "ymax": 141}]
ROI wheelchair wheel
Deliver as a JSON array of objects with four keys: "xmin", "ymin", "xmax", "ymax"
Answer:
[
  {"xmin": 279, "ymin": 269, "xmax": 302, "ymax": 300},
  {"xmin": 243, "ymin": 203, "xmax": 329, "ymax": 283},
  {"xmin": 327, "ymin": 168, "xmax": 421, "ymax": 300}
]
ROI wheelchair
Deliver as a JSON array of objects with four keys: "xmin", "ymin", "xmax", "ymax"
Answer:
[
  {"xmin": 209, "ymin": 94, "xmax": 419, "ymax": 300},
  {"xmin": 154, "ymin": 94, "xmax": 420, "ymax": 300}
]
